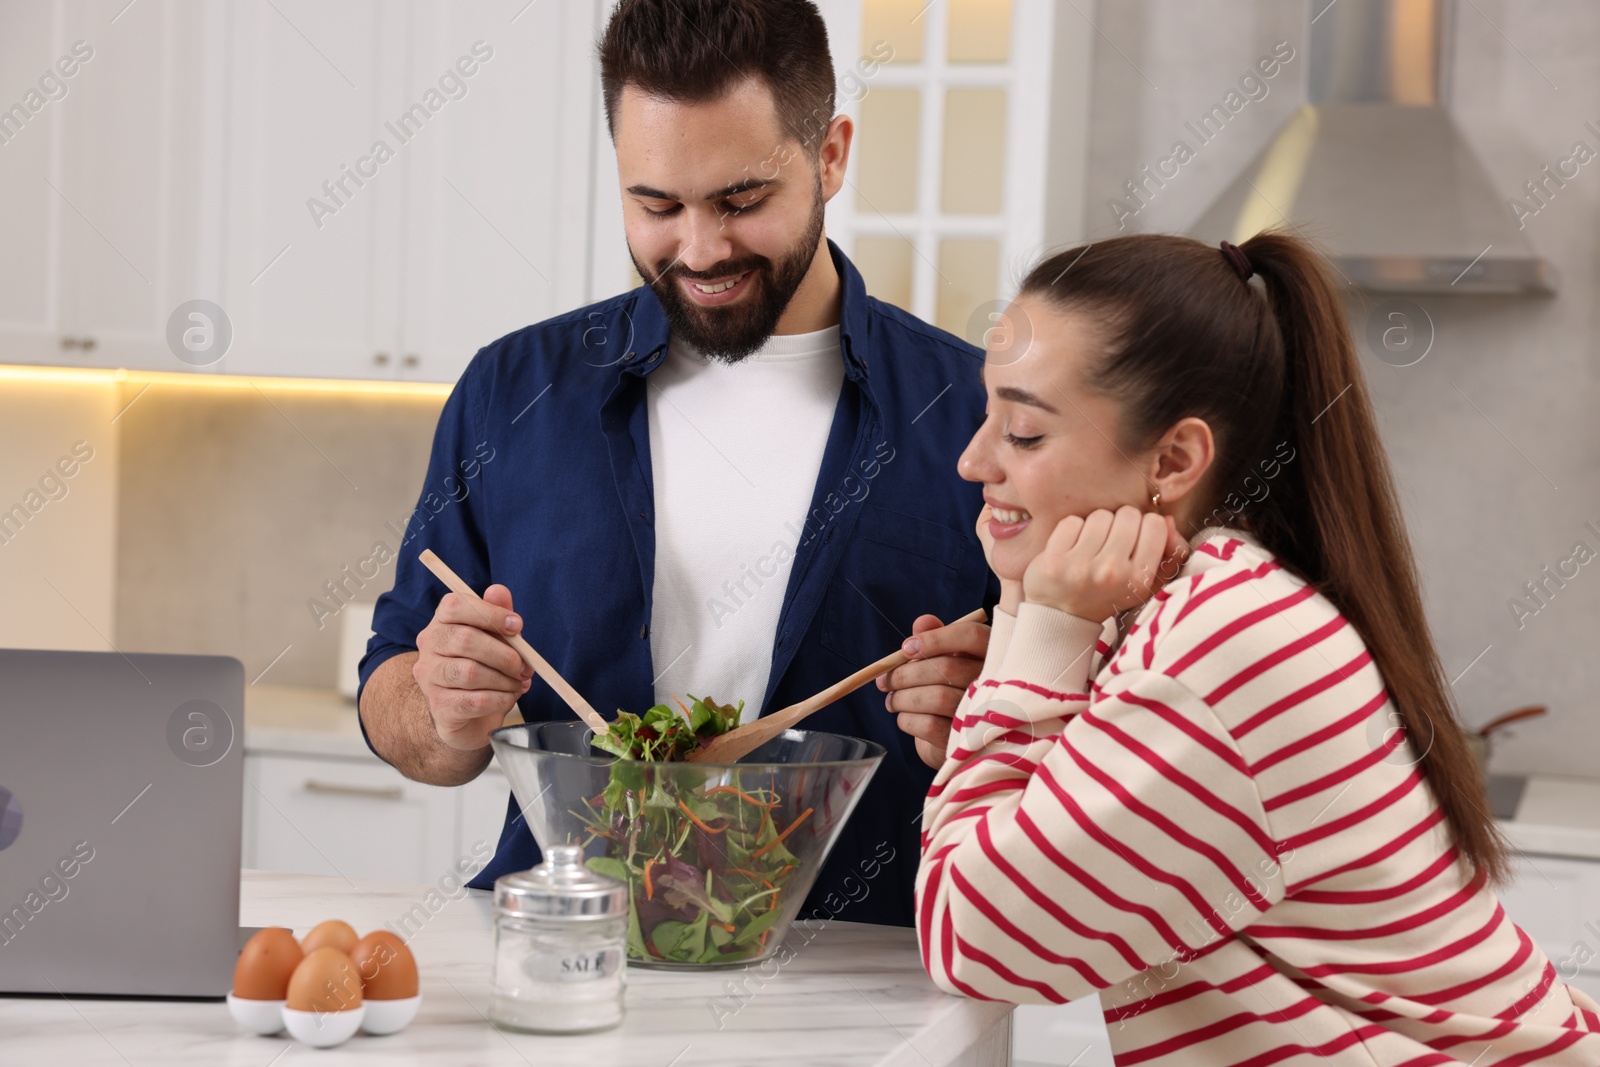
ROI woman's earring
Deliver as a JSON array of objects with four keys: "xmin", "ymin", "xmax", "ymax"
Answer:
[{"xmin": 1150, "ymin": 490, "xmax": 1162, "ymax": 511}]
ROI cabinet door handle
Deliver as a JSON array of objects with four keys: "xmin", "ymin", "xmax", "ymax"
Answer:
[
  {"xmin": 81, "ymin": 337, "xmax": 97, "ymax": 352},
  {"xmin": 402, "ymin": 353, "xmax": 419, "ymax": 368},
  {"xmin": 61, "ymin": 336, "xmax": 81, "ymax": 350},
  {"xmin": 302, "ymin": 779, "xmax": 404, "ymax": 801},
  {"xmin": 373, "ymin": 351, "xmax": 390, "ymax": 366}
]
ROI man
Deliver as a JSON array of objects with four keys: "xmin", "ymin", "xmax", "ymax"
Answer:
[{"xmin": 358, "ymin": 0, "xmax": 996, "ymax": 927}]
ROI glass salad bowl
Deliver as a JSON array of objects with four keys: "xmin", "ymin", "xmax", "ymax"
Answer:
[{"xmin": 489, "ymin": 721, "xmax": 885, "ymax": 969}]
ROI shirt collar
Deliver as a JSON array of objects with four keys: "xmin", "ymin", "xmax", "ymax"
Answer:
[{"xmin": 622, "ymin": 237, "xmax": 870, "ymax": 382}]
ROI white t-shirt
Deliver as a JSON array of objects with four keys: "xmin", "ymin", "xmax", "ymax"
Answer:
[{"xmin": 645, "ymin": 325, "xmax": 845, "ymax": 723}]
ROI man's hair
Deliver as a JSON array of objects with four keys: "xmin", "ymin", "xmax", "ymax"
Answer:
[{"xmin": 598, "ymin": 0, "xmax": 837, "ymax": 158}]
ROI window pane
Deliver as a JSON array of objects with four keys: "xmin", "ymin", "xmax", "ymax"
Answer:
[
  {"xmin": 856, "ymin": 88, "xmax": 921, "ymax": 215},
  {"xmin": 948, "ymin": 0, "xmax": 1011, "ymax": 63},
  {"xmin": 941, "ymin": 87, "xmax": 1007, "ymax": 214},
  {"xmin": 853, "ymin": 236, "xmax": 916, "ymax": 313},
  {"xmin": 861, "ymin": 0, "xmax": 926, "ymax": 64},
  {"xmin": 936, "ymin": 237, "xmax": 1001, "ymax": 336}
]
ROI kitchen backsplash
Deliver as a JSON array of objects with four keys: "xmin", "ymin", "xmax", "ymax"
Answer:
[{"xmin": 111, "ymin": 383, "xmax": 444, "ymax": 690}]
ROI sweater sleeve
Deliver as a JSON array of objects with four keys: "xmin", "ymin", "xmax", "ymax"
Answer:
[
  {"xmin": 981, "ymin": 605, "xmax": 1018, "ymax": 676},
  {"xmin": 916, "ymin": 604, "xmax": 1282, "ymax": 1005},
  {"xmin": 937, "ymin": 602, "xmax": 1100, "ymax": 773},
  {"xmin": 937, "ymin": 605, "xmax": 1015, "ymax": 761}
]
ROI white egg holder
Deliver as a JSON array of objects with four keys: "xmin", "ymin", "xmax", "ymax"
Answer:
[
  {"xmin": 283, "ymin": 1004, "xmax": 365, "ymax": 1048},
  {"xmin": 361, "ymin": 996, "xmax": 422, "ymax": 1035},
  {"xmin": 227, "ymin": 992, "xmax": 422, "ymax": 1047}
]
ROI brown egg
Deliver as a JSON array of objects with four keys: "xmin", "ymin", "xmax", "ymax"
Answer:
[
  {"xmin": 233, "ymin": 927, "xmax": 304, "ymax": 1001},
  {"xmin": 285, "ymin": 948, "xmax": 364, "ymax": 1013},
  {"xmin": 350, "ymin": 930, "xmax": 419, "ymax": 1001},
  {"xmin": 300, "ymin": 919, "xmax": 358, "ymax": 956}
]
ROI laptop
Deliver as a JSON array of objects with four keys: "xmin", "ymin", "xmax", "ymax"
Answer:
[{"xmin": 0, "ymin": 649, "xmax": 243, "ymax": 997}]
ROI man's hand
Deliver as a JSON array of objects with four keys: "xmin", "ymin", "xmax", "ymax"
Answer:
[
  {"xmin": 412, "ymin": 584, "xmax": 533, "ymax": 751},
  {"xmin": 1023, "ymin": 506, "xmax": 1188, "ymax": 623},
  {"xmin": 877, "ymin": 613, "xmax": 990, "ymax": 769}
]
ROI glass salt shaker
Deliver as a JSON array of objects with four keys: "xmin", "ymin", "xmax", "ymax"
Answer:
[{"xmin": 490, "ymin": 844, "xmax": 628, "ymax": 1034}]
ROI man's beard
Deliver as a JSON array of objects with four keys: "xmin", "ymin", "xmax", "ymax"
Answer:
[{"xmin": 630, "ymin": 183, "xmax": 826, "ymax": 365}]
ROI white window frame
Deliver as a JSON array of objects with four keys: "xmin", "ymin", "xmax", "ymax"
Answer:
[{"xmin": 824, "ymin": 0, "xmax": 1059, "ymax": 327}]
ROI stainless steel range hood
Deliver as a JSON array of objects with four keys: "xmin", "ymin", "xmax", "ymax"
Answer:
[{"xmin": 1189, "ymin": 0, "xmax": 1555, "ymax": 295}]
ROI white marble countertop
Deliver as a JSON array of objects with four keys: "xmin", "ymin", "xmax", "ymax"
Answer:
[
  {"xmin": 245, "ymin": 685, "xmax": 378, "ymax": 760},
  {"xmin": 0, "ymin": 870, "xmax": 1012, "ymax": 1066}
]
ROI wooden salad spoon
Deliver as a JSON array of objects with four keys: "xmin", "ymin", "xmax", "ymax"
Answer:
[
  {"xmin": 417, "ymin": 550, "xmax": 608, "ymax": 734},
  {"xmin": 688, "ymin": 607, "xmax": 989, "ymax": 764}
]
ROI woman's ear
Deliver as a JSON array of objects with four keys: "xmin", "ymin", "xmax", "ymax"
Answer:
[{"xmin": 1149, "ymin": 417, "xmax": 1214, "ymax": 505}]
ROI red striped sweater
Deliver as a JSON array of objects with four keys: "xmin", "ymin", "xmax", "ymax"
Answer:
[{"xmin": 917, "ymin": 529, "xmax": 1600, "ymax": 1065}]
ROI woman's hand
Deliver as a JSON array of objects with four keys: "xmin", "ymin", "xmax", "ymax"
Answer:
[
  {"xmin": 975, "ymin": 504, "xmax": 1024, "ymax": 614},
  {"xmin": 1022, "ymin": 506, "xmax": 1188, "ymax": 622}
]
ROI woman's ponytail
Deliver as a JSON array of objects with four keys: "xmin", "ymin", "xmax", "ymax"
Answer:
[{"xmin": 1242, "ymin": 232, "xmax": 1508, "ymax": 885}]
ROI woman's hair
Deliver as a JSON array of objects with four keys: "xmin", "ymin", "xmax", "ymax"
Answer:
[
  {"xmin": 1017, "ymin": 231, "xmax": 1506, "ymax": 884},
  {"xmin": 598, "ymin": 0, "xmax": 836, "ymax": 158}
]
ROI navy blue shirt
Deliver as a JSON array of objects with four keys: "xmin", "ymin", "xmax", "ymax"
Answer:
[{"xmin": 358, "ymin": 238, "xmax": 995, "ymax": 927}]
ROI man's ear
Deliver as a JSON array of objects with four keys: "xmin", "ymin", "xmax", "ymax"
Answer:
[
  {"xmin": 1149, "ymin": 417, "xmax": 1214, "ymax": 505},
  {"xmin": 817, "ymin": 114, "xmax": 853, "ymax": 201}
]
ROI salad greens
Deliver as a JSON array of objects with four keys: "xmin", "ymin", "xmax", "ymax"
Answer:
[
  {"xmin": 589, "ymin": 694, "xmax": 743, "ymax": 761},
  {"xmin": 579, "ymin": 695, "xmax": 811, "ymax": 965}
]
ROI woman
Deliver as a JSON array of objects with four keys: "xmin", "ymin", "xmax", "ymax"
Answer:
[{"xmin": 915, "ymin": 232, "xmax": 1600, "ymax": 1064}]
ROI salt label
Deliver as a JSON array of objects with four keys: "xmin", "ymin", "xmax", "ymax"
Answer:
[{"xmin": 523, "ymin": 947, "xmax": 622, "ymax": 984}]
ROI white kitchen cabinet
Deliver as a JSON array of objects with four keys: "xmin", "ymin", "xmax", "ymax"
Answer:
[
  {"xmin": 243, "ymin": 751, "xmax": 460, "ymax": 883},
  {"xmin": 457, "ymin": 762, "xmax": 511, "ymax": 861},
  {"xmin": 216, "ymin": 0, "xmax": 408, "ymax": 380},
  {"xmin": 395, "ymin": 0, "xmax": 598, "ymax": 383},
  {"xmin": 0, "ymin": 0, "xmax": 222, "ymax": 372},
  {"xmin": 243, "ymin": 750, "xmax": 511, "ymax": 884},
  {"xmin": 0, "ymin": 1, "xmax": 69, "ymax": 363},
  {"xmin": 217, "ymin": 0, "xmax": 601, "ymax": 382},
  {"xmin": 1, "ymin": 0, "xmax": 603, "ymax": 382}
]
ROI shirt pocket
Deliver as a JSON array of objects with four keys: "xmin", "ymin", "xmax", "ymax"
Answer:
[{"xmin": 816, "ymin": 502, "xmax": 988, "ymax": 668}]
